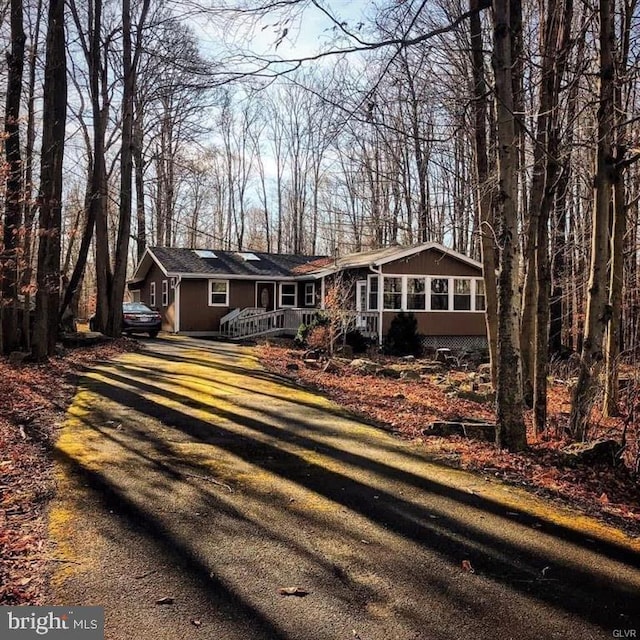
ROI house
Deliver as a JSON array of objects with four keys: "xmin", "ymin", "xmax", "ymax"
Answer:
[{"xmin": 129, "ymin": 242, "xmax": 487, "ymax": 349}]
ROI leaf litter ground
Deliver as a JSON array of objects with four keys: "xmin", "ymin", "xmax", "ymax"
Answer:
[{"xmin": 0, "ymin": 338, "xmax": 138, "ymax": 605}]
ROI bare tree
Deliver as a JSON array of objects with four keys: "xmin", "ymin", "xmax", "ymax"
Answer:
[
  {"xmin": 492, "ymin": 0, "xmax": 527, "ymax": 450},
  {"xmin": 32, "ymin": 0, "xmax": 67, "ymax": 359},
  {"xmin": 570, "ymin": 0, "xmax": 616, "ymax": 439},
  {"xmin": 1, "ymin": 0, "xmax": 26, "ymax": 353}
]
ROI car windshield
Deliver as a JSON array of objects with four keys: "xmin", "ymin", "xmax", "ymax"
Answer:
[{"xmin": 123, "ymin": 303, "xmax": 154, "ymax": 313}]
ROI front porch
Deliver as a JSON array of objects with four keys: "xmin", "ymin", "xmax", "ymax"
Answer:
[{"xmin": 219, "ymin": 307, "xmax": 379, "ymax": 341}]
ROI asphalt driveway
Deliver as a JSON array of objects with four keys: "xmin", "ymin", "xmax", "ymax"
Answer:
[{"xmin": 51, "ymin": 336, "xmax": 640, "ymax": 639}]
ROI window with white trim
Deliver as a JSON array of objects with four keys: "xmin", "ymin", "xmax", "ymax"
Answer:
[
  {"xmin": 304, "ymin": 282, "xmax": 315, "ymax": 306},
  {"xmin": 453, "ymin": 278, "xmax": 471, "ymax": 310},
  {"xmin": 475, "ymin": 279, "xmax": 486, "ymax": 311},
  {"xmin": 430, "ymin": 278, "xmax": 449, "ymax": 310},
  {"xmin": 149, "ymin": 282, "xmax": 156, "ymax": 308},
  {"xmin": 279, "ymin": 282, "xmax": 297, "ymax": 307},
  {"xmin": 162, "ymin": 280, "xmax": 169, "ymax": 307},
  {"xmin": 208, "ymin": 280, "xmax": 229, "ymax": 306},
  {"xmin": 406, "ymin": 277, "xmax": 427, "ymax": 311},
  {"xmin": 383, "ymin": 277, "xmax": 402, "ymax": 310},
  {"xmin": 368, "ymin": 276, "xmax": 379, "ymax": 311}
]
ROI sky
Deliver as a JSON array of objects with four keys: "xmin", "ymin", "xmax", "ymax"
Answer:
[{"xmin": 188, "ymin": 1, "xmax": 373, "ymax": 76}]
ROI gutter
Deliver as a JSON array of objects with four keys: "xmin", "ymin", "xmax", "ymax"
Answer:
[
  {"xmin": 368, "ymin": 262, "xmax": 384, "ymax": 347},
  {"xmin": 174, "ymin": 276, "xmax": 182, "ymax": 333}
]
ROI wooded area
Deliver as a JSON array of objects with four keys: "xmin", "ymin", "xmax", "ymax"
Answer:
[{"xmin": 0, "ymin": 0, "xmax": 639, "ymax": 451}]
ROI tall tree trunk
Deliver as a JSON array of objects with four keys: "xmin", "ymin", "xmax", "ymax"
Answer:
[
  {"xmin": 91, "ymin": 0, "xmax": 111, "ymax": 333},
  {"xmin": 2, "ymin": 0, "xmax": 26, "ymax": 353},
  {"xmin": 32, "ymin": 0, "xmax": 67, "ymax": 360},
  {"xmin": 603, "ymin": 176, "xmax": 625, "ymax": 415},
  {"xmin": 528, "ymin": 0, "xmax": 573, "ymax": 431},
  {"xmin": 603, "ymin": 0, "xmax": 636, "ymax": 416},
  {"xmin": 64, "ymin": 0, "xmax": 107, "ymax": 328},
  {"xmin": 492, "ymin": 0, "xmax": 527, "ymax": 451},
  {"xmin": 133, "ymin": 101, "xmax": 146, "ymax": 260},
  {"xmin": 20, "ymin": 0, "xmax": 44, "ymax": 352},
  {"xmin": 469, "ymin": 0, "xmax": 498, "ymax": 386},
  {"xmin": 570, "ymin": 0, "xmax": 616, "ymax": 440},
  {"xmin": 107, "ymin": 0, "xmax": 150, "ymax": 335},
  {"xmin": 549, "ymin": 10, "xmax": 586, "ymax": 355},
  {"xmin": 106, "ymin": 0, "xmax": 134, "ymax": 337}
]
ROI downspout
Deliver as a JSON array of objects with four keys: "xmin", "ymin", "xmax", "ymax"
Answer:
[
  {"xmin": 369, "ymin": 263, "xmax": 384, "ymax": 347},
  {"xmin": 174, "ymin": 276, "xmax": 182, "ymax": 333}
]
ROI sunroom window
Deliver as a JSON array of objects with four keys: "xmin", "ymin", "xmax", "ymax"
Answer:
[
  {"xmin": 407, "ymin": 277, "xmax": 427, "ymax": 311},
  {"xmin": 383, "ymin": 277, "xmax": 402, "ymax": 310},
  {"xmin": 430, "ymin": 278, "xmax": 449, "ymax": 310},
  {"xmin": 475, "ymin": 279, "xmax": 486, "ymax": 311},
  {"xmin": 453, "ymin": 279, "xmax": 471, "ymax": 310}
]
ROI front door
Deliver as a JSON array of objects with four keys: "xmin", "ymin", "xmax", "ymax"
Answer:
[{"xmin": 256, "ymin": 282, "xmax": 276, "ymax": 311}]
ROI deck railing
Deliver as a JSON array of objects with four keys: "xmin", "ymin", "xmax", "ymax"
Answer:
[{"xmin": 220, "ymin": 307, "xmax": 379, "ymax": 340}]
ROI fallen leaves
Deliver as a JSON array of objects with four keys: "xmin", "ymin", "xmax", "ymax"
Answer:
[{"xmin": 0, "ymin": 338, "xmax": 138, "ymax": 606}]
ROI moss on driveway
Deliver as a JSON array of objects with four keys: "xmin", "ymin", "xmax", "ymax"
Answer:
[{"xmin": 50, "ymin": 337, "xmax": 640, "ymax": 639}]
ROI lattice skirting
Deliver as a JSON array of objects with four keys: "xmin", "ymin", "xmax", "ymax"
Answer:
[{"xmin": 420, "ymin": 335, "xmax": 488, "ymax": 352}]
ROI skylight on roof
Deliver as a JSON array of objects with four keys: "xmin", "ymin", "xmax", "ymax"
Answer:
[
  {"xmin": 194, "ymin": 250, "xmax": 217, "ymax": 259},
  {"xmin": 237, "ymin": 252, "xmax": 260, "ymax": 261}
]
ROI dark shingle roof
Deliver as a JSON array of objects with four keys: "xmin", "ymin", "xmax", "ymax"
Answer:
[{"xmin": 148, "ymin": 247, "xmax": 327, "ymax": 278}]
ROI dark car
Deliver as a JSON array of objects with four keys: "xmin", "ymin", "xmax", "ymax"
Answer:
[{"xmin": 89, "ymin": 302, "xmax": 162, "ymax": 337}]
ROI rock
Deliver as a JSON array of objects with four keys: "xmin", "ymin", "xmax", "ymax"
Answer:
[
  {"xmin": 400, "ymin": 370, "xmax": 421, "ymax": 381},
  {"xmin": 379, "ymin": 367, "xmax": 401, "ymax": 379},
  {"xmin": 402, "ymin": 355, "xmax": 415, "ymax": 361},
  {"xmin": 457, "ymin": 388, "xmax": 495, "ymax": 403},
  {"xmin": 350, "ymin": 358, "xmax": 380, "ymax": 374},
  {"xmin": 422, "ymin": 421, "xmax": 496, "ymax": 442},
  {"xmin": 323, "ymin": 360, "xmax": 341, "ymax": 374},
  {"xmin": 419, "ymin": 362, "xmax": 444, "ymax": 374},
  {"xmin": 435, "ymin": 348, "xmax": 452, "ymax": 363},
  {"xmin": 561, "ymin": 439, "xmax": 621, "ymax": 466},
  {"xmin": 286, "ymin": 363, "xmax": 299, "ymax": 371},
  {"xmin": 477, "ymin": 363, "xmax": 492, "ymax": 376},
  {"xmin": 8, "ymin": 351, "xmax": 30, "ymax": 365},
  {"xmin": 423, "ymin": 422, "xmax": 465, "ymax": 437}
]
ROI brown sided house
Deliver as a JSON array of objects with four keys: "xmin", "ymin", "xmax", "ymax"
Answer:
[{"xmin": 129, "ymin": 242, "xmax": 487, "ymax": 349}]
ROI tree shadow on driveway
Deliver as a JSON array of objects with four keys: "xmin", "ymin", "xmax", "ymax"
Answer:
[{"xmin": 52, "ymin": 341, "xmax": 640, "ymax": 640}]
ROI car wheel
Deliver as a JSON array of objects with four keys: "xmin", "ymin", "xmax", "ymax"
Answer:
[{"xmin": 149, "ymin": 330, "xmax": 159, "ymax": 338}]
